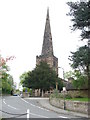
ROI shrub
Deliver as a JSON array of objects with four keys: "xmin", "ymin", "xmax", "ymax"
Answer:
[{"xmin": 65, "ymin": 94, "xmax": 72, "ymax": 99}]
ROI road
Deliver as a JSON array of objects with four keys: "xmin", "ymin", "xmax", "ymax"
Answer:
[{"xmin": 0, "ymin": 96, "xmax": 89, "ymax": 119}]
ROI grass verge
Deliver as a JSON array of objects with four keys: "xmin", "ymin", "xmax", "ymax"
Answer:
[{"xmin": 65, "ymin": 97, "xmax": 90, "ymax": 102}]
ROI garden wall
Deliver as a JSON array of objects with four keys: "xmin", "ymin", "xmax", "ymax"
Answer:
[
  {"xmin": 49, "ymin": 97, "xmax": 89, "ymax": 114},
  {"xmin": 67, "ymin": 90, "xmax": 88, "ymax": 98}
]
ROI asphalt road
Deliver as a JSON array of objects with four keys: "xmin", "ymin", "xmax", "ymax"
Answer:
[{"xmin": 0, "ymin": 96, "xmax": 89, "ymax": 119}]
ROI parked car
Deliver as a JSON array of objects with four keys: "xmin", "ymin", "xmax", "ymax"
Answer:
[{"xmin": 13, "ymin": 94, "xmax": 18, "ymax": 96}]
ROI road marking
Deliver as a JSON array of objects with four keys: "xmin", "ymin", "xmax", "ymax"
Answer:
[
  {"xmin": 22, "ymin": 99, "xmax": 29, "ymax": 104},
  {"xmin": 3, "ymin": 98, "xmax": 18, "ymax": 110},
  {"xmin": 29, "ymin": 112, "xmax": 49, "ymax": 118},
  {"xmin": 3, "ymin": 99, "xmax": 6, "ymax": 104},
  {"xmin": 59, "ymin": 115, "xmax": 68, "ymax": 118},
  {"xmin": 7, "ymin": 105, "xmax": 17, "ymax": 110},
  {"xmin": 21, "ymin": 98, "xmax": 49, "ymax": 111}
]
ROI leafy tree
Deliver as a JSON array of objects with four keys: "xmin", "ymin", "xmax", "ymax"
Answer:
[
  {"xmin": 57, "ymin": 77, "xmax": 63, "ymax": 91},
  {"xmin": 0, "ymin": 53, "xmax": 15, "ymax": 94},
  {"xmin": 67, "ymin": 1, "xmax": 90, "ymax": 40},
  {"xmin": 64, "ymin": 70, "xmax": 74, "ymax": 79},
  {"xmin": 20, "ymin": 62, "xmax": 63, "ymax": 92},
  {"xmin": 2, "ymin": 71, "xmax": 14, "ymax": 94},
  {"xmin": 68, "ymin": 45, "xmax": 89, "ymax": 89},
  {"xmin": 20, "ymin": 72, "xmax": 29, "ymax": 86},
  {"xmin": 72, "ymin": 70, "xmax": 88, "ymax": 89},
  {"xmin": 67, "ymin": 1, "xmax": 90, "ymax": 91},
  {"xmin": 65, "ymin": 70, "xmax": 88, "ymax": 89},
  {"xmin": 69, "ymin": 45, "xmax": 89, "ymax": 73}
]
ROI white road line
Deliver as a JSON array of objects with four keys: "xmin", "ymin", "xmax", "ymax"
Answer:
[
  {"xmin": 21, "ymin": 98, "xmax": 49, "ymax": 111},
  {"xmin": 59, "ymin": 115, "xmax": 68, "ymax": 118},
  {"xmin": 21, "ymin": 99, "xmax": 36, "ymax": 107},
  {"xmin": 3, "ymin": 100, "xmax": 6, "ymax": 104},
  {"xmin": 7, "ymin": 105, "xmax": 17, "ymax": 110},
  {"xmin": 22, "ymin": 99, "xmax": 29, "ymax": 104},
  {"xmin": 3, "ymin": 98, "xmax": 18, "ymax": 110},
  {"xmin": 29, "ymin": 112, "xmax": 49, "ymax": 118}
]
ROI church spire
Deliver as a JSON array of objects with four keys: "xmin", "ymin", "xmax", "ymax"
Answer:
[{"xmin": 41, "ymin": 8, "xmax": 53, "ymax": 56}]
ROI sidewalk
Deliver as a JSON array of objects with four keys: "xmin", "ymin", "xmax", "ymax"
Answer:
[{"xmin": 38, "ymin": 98, "xmax": 89, "ymax": 118}]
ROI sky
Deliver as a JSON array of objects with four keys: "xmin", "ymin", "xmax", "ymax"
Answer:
[{"xmin": 0, "ymin": 0, "xmax": 86, "ymax": 88}]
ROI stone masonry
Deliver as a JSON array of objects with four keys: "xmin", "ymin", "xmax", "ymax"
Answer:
[
  {"xmin": 49, "ymin": 97, "xmax": 89, "ymax": 114},
  {"xmin": 36, "ymin": 8, "xmax": 58, "ymax": 74}
]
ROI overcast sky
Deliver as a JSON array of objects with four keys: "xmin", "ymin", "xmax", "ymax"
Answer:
[{"xmin": 0, "ymin": 0, "xmax": 86, "ymax": 88}]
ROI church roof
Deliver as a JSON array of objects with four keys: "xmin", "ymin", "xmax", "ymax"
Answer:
[{"xmin": 41, "ymin": 8, "xmax": 53, "ymax": 56}]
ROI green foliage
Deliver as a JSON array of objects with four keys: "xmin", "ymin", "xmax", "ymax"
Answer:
[
  {"xmin": 65, "ymin": 70, "xmax": 88, "ymax": 89},
  {"xmin": 68, "ymin": 45, "xmax": 89, "ymax": 89},
  {"xmin": 20, "ymin": 62, "xmax": 63, "ymax": 91},
  {"xmin": 72, "ymin": 70, "xmax": 88, "ymax": 89},
  {"xmin": 64, "ymin": 71, "xmax": 74, "ymax": 79},
  {"xmin": 52, "ymin": 89, "xmax": 59, "ymax": 97},
  {"xmin": 50, "ymin": 92, "xmax": 72, "ymax": 99},
  {"xmin": 23, "ymin": 87, "xmax": 30, "ymax": 92},
  {"xmin": 57, "ymin": 78, "xmax": 63, "ymax": 91},
  {"xmin": 67, "ymin": 1, "xmax": 90, "ymax": 90},
  {"xmin": 1, "ymin": 73, "xmax": 14, "ymax": 94},
  {"xmin": 65, "ymin": 94, "xmax": 72, "ymax": 99},
  {"xmin": 65, "ymin": 98, "xmax": 90, "ymax": 102},
  {"xmin": 69, "ymin": 45, "xmax": 89, "ymax": 72},
  {"xmin": 0, "ymin": 63, "xmax": 14, "ymax": 94},
  {"xmin": 67, "ymin": 1, "xmax": 90, "ymax": 40},
  {"xmin": 0, "ymin": 53, "xmax": 14, "ymax": 94},
  {"xmin": 20, "ymin": 72, "xmax": 28, "ymax": 86}
]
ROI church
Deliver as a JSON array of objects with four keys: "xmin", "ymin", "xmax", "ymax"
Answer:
[
  {"xmin": 36, "ymin": 8, "xmax": 58, "ymax": 75},
  {"xmin": 34, "ymin": 8, "xmax": 59, "ymax": 96}
]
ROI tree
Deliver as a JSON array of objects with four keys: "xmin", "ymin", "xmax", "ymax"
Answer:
[
  {"xmin": 68, "ymin": 45, "xmax": 89, "ymax": 89},
  {"xmin": 0, "ymin": 52, "xmax": 15, "ymax": 94},
  {"xmin": 72, "ymin": 70, "xmax": 88, "ymax": 89},
  {"xmin": 65, "ymin": 70, "xmax": 88, "ymax": 89},
  {"xmin": 67, "ymin": 1, "xmax": 90, "ymax": 40},
  {"xmin": 20, "ymin": 62, "xmax": 63, "ymax": 92},
  {"xmin": 2, "ymin": 71, "xmax": 14, "ymax": 94},
  {"xmin": 20, "ymin": 72, "xmax": 29, "ymax": 87},
  {"xmin": 64, "ymin": 70, "xmax": 74, "ymax": 79},
  {"xmin": 69, "ymin": 45, "xmax": 89, "ymax": 74}
]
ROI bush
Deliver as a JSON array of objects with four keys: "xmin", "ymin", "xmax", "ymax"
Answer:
[
  {"xmin": 74, "ymin": 95, "xmax": 83, "ymax": 98},
  {"xmin": 65, "ymin": 94, "xmax": 72, "ymax": 99},
  {"xmin": 50, "ymin": 90, "xmax": 59, "ymax": 98},
  {"xmin": 50, "ymin": 90, "xmax": 73, "ymax": 99}
]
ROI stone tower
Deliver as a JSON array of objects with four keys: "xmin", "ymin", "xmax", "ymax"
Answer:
[{"xmin": 36, "ymin": 8, "xmax": 58, "ymax": 74}]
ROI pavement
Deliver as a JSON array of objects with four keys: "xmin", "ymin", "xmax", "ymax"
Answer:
[{"xmin": 38, "ymin": 97, "xmax": 89, "ymax": 118}]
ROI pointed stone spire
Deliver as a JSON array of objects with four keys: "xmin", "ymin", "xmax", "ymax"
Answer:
[
  {"xmin": 41, "ymin": 8, "xmax": 53, "ymax": 56},
  {"xmin": 36, "ymin": 8, "xmax": 58, "ymax": 74}
]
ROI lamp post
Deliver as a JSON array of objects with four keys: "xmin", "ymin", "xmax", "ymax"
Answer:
[
  {"xmin": 63, "ymin": 87, "xmax": 66, "ymax": 110},
  {"xmin": 58, "ymin": 67, "xmax": 66, "ymax": 110}
]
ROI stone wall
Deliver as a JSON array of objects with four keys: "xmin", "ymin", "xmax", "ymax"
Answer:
[
  {"xmin": 67, "ymin": 90, "xmax": 88, "ymax": 98},
  {"xmin": 49, "ymin": 97, "xmax": 89, "ymax": 114}
]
